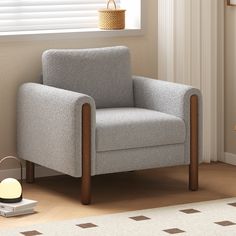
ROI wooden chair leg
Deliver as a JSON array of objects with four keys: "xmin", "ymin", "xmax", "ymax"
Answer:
[
  {"xmin": 189, "ymin": 95, "xmax": 199, "ymax": 191},
  {"xmin": 26, "ymin": 161, "xmax": 35, "ymax": 183},
  {"xmin": 81, "ymin": 103, "xmax": 92, "ymax": 205}
]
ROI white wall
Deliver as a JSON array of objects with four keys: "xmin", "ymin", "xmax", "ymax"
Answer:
[
  {"xmin": 225, "ymin": 4, "xmax": 236, "ymax": 156},
  {"xmin": 0, "ymin": 0, "xmax": 158, "ymax": 170}
]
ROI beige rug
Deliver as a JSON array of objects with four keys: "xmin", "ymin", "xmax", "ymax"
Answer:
[{"xmin": 1, "ymin": 198, "xmax": 236, "ymax": 236}]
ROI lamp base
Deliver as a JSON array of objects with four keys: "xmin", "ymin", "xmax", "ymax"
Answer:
[{"xmin": 0, "ymin": 195, "xmax": 22, "ymax": 203}]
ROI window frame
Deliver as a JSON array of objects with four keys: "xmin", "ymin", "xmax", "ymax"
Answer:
[{"xmin": 0, "ymin": 0, "xmax": 144, "ymax": 40}]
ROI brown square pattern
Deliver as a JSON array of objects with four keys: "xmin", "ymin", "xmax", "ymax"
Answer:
[
  {"xmin": 20, "ymin": 230, "xmax": 42, "ymax": 236},
  {"xmin": 163, "ymin": 228, "xmax": 185, "ymax": 234},
  {"xmin": 228, "ymin": 202, "xmax": 236, "ymax": 207},
  {"xmin": 215, "ymin": 221, "xmax": 236, "ymax": 226},
  {"xmin": 129, "ymin": 215, "xmax": 151, "ymax": 221},
  {"xmin": 180, "ymin": 208, "xmax": 200, "ymax": 214},
  {"xmin": 77, "ymin": 223, "xmax": 98, "ymax": 229}
]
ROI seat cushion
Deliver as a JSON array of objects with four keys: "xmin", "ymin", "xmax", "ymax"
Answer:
[
  {"xmin": 42, "ymin": 46, "xmax": 134, "ymax": 108},
  {"xmin": 96, "ymin": 108, "xmax": 186, "ymax": 152}
]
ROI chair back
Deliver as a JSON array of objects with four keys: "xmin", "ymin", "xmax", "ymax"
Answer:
[{"xmin": 42, "ymin": 46, "xmax": 134, "ymax": 108}]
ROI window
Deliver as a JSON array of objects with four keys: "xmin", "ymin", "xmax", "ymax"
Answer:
[{"xmin": 0, "ymin": 0, "xmax": 141, "ymax": 36}]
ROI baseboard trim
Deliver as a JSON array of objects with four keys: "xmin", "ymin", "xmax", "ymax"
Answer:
[
  {"xmin": 224, "ymin": 152, "xmax": 236, "ymax": 166},
  {"xmin": 2, "ymin": 154, "xmax": 236, "ymax": 180},
  {"xmin": 0, "ymin": 166, "xmax": 61, "ymax": 181}
]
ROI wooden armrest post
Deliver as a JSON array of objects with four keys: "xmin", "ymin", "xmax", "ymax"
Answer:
[
  {"xmin": 81, "ymin": 103, "xmax": 92, "ymax": 205},
  {"xmin": 189, "ymin": 95, "xmax": 199, "ymax": 191}
]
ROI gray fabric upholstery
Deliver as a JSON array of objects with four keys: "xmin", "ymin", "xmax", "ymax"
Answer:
[
  {"xmin": 133, "ymin": 76, "xmax": 203, "ymax": 164},
  {"xmin": 42, "ymin": 46, "xmax": 134, "ymax": 109},
  {"xmin": 96, "ymin": 108, "xmax": 185, "ymax": 152},
  {"xmin": 17, "ymin": 46, "xmax": 203, "ymax": 178},
  {"xmin": 17, "ymin": 83, "xmax": 96, "ymax": 177},
  {"xmin": 96, "ymin": 144, "xmax": 185, "ymax": 175}
]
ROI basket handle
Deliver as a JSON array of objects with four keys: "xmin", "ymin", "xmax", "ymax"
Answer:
[
  {"xmin": 0, "ymin": 156, "xmax": 23, "ymax": 184},
  {"xmin": 107, "ymin": 0, "xmax": 117, "ymax": 10}
]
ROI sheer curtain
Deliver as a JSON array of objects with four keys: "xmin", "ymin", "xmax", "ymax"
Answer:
[{"xmin": 158, "ymin": 0, "xmax": 224, "ymax": 162}]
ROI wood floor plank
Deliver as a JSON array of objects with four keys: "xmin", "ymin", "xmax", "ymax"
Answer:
[{"xmin": 1, "ymin": 163, "xmax": 235, "ymax": 229}]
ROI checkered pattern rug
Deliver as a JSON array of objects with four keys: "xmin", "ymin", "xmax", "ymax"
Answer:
[{"xmin": 1, "ymin": 198, "xmax": 236, "ymax": 236}]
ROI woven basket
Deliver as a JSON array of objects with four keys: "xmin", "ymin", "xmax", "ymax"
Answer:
[{"xmin": 99, "ymin": 0, "xmax": 125, "ymax": 30}]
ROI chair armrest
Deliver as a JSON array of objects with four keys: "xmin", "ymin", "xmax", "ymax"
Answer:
[
  {"xmin": 133, "ymin": 76, "xmax": 202, "ymax": 119},
  {"xmin": 133, "ymin": 76, "xmax": 203, "ymax": 164},
  {"xmin": 17, "ymin": 83, "xmax": 96, "ymax": 177}
]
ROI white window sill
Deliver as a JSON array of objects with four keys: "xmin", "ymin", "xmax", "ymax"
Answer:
[{"xmin": 0, "ymin": 28, "xmax": 144, "ymax": 42}]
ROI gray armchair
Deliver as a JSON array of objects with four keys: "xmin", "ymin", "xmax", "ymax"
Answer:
[{"xmin": 17, "ymin": 46, "xmax": 202, "ymax": 205}]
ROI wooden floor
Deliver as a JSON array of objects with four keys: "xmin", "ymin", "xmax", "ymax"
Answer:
[{"xmin": 1, "ymin": 162, "xmax": 236, "ymax": 229}]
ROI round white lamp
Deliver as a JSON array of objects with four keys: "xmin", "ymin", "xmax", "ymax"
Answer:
[{"xmin": 0, "ymin": 156, "xmax": 23, "ymax": 203}]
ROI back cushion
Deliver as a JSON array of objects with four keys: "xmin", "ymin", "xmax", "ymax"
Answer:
[{"xmin": 42, "ymin": 46, "xmax": 134, "ymax": 108}]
